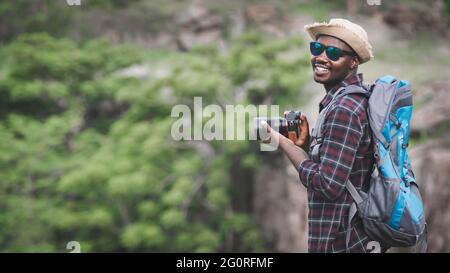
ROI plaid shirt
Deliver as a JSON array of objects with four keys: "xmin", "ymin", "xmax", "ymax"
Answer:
[{"xmin": 298, "ymin": 73, "xmax": 376, "ymax": 253}]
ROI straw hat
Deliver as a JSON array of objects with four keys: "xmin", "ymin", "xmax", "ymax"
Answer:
[{"xmin": 304, "ymin": 18, "xmax": 374, "ymax": 64}]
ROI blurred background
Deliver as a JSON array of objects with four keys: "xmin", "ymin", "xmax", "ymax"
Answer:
[{"xmin": 0, "ymin": 0, "xmax": 449, "ymax": 253}]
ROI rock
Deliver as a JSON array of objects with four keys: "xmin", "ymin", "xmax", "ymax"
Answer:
[
  {"xmin": 253, "ymin": 157, "xmax": 308, "ymax": 252},
  {"xmin": 116, "ymin": 64, "xmax": 151, "ymax": 79},
  {"xmin": 115, "ymin": 64, "xmax": 172, "ymax": 80},
  {"xmin": 177, "ymin": 28, "xmax": 222, "ymax": 51},
  {"xmin": 229, "ymin": 10, "xmax": 246, "ymax": 38},
  {"xmin": 411, "ymin": 81, "xmax": 450, "ymax": 135},
  {"xmin": 244, "ymin": 4, "xmax": 287, "ymax": 38},
  {"xmin": 383, "ymin": 3, "xmax": 449, "ymax": 36},
  {"xmin": 173, "ymin": 1, "xmax": 209, "ymax": 26},
  {"xmin": 197, "ymin": 14, "xmax": 223, "ymax": 31},
  {"xmin": 408, "ymin": 140, "xmax": 450, "ymax": 252},
  {"xmin": 174, "ymin": 1, "xmax": 224, "ymax": 51},
  {"xmin": 403, "ymin": 80, "xmax": 450, "ymax": 253},
  {"xmin": 420, "ymin": 150, "xmax": 450, "ymax": 252},
  {"xmin": 143, "ymin": 32, "xmax": 177, "ymax": 50},
  {"xmin": 245, "ymin": 5, "xmax": 280, "ymax": 25}
]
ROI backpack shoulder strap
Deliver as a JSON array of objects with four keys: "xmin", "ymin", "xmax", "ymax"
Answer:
[
  {"xmin": 345, "ymin": 178, "xmax": 363, "ymax": 205},
  {"xmin": 310, "ymin": 84, "xmax": 370, "ymax": 163},
  {"xmin": 335, "ymin": 84, "xmax": 370, "ymax": 100},
  {"xmin": 314, "ymin": 84, "xmax": 369, "ymax": 138}
]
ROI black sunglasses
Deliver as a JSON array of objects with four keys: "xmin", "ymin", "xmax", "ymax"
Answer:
[{"xmin": 309, "ymin": 41, "xmax": 356, "ymax": 61}]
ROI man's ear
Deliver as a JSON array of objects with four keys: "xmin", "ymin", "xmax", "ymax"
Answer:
[{"xmin": 350, "ymin": 56, "xmax": 360, "ymax": 70}]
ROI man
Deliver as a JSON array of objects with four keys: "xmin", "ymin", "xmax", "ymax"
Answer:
[{"xmin": 262, "ymin": 18, "xmax": 381, "ymax": 253}]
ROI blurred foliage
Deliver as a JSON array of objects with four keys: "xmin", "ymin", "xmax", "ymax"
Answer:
[
  {"xmin": 0, "ymin": 0, "xmax": 179, "ymax": 43},
  {"xmin": 0, "ymin": 28, "xmax": 309, "ymax": 252},
  {"xmin": 445, "ymin": 0, "xmax": 450, "ymax": 16},
  {"xmin": 3, "ymin": 0, "xmax": 448, "ymax": 45},
  {"xmin": 0, "ymin": 0, "xmax": 70, "ymax": 43},
  {"xmin": 292, "ymin": 0, "xmax": 346, "ymax": 21}
]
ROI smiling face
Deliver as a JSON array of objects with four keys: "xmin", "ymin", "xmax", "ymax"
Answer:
[{"xmin": 311, "ymin": 35, "xmax": 360, "ymax": 90}]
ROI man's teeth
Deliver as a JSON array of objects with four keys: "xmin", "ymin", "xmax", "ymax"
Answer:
[{"xmin": 316, "ymin": 66, "xmax": 329, "ymax": 72}]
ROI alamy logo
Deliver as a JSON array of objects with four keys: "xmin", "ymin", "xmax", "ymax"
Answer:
[
  {"xmin": 367, "ymin": 0, "xmax": 381, "ymax": 5},
  {"xmin": 367, "ymin": 241, "xmax": 381, "ymax": 253},
  {"xmin": 171, "ymin": 97, "xmax": 282, "ymax": 151},
  {"xmin": 66, "ymin": 0, "xmax": 81, "ymax": 6},
  {"xmin": 66, "ymin": 241, "xmax": 81, "ymax": 253}
]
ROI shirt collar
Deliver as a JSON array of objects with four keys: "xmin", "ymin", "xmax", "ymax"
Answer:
[{"xmin": 319, "ymin": 73, "xmax": 365, "ymax": 112}]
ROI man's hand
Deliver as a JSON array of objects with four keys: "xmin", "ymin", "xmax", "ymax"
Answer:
[
  {"xmin": 284, "ymin": 111, "xmax": 310, "ymax": 151},
  {"xmin": 260, "ymin": 120, "xmax": 292, "ymax": 146},
  {"xmin": 259, "ymin": 120, "xmax": 310, "ymax": 169}
]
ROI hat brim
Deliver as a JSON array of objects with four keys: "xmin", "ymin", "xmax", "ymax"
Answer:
[{"xmin": 305, "ymin": 23, "xmax": 373, "ymax": 64}]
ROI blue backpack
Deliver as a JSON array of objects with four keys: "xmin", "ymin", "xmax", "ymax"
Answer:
[{"xmin": 310, "ymin": 75, "xmax": 427, "ymax": 251}]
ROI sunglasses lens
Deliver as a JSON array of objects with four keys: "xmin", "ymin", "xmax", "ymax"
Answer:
[
  {"xmin": 310, "ymin": 42, "xmax": 324, "ymax": 56},
  {"xmin": 326, "ymin": 46, "xmax": 341, "ymax": 61}
]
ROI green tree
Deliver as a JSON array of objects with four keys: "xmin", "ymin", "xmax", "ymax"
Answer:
[{"xmin": 0, "ymin": 31, "xmax": 309, "ymax": 252}]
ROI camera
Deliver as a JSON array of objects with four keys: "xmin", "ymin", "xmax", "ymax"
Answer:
[{"xmin": 255, "ymin": 110, "xmax": 301, "ymax": 141}]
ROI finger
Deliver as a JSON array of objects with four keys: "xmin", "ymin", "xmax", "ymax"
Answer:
[
  {"xmin": 260, "ymin": 120, "xmax": 271, "ymax": 131},
  {"xmin": 300, "ymin": 113, "xmax": 308, "ymax": 122},
  {"xmin": 287, "ymin": 131, "xmax": 298, "ymax": 143},
  {"xmin": 300, "ymin": 115, "xmax": 309, "ymax": 130},
  {"xmin": 262, "ymin": 126, "xmax": 280, "ymax": 144}
]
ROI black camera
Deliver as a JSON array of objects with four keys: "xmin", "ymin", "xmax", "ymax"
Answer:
[{"xmin": 255, "ymin": 111, "xmax": 301, "ymax": 141}]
